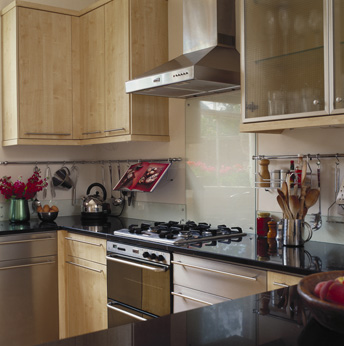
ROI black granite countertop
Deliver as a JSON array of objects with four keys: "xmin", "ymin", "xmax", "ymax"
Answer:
[
  {"xmin": 1, "ymin": 214, "xmax": 344, "ymax": 276},
  {"xmin": 40, "ymin": 286, "xmax": 343, "ymax": 346}
]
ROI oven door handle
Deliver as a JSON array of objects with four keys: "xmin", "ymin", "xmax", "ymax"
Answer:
[
  {"xmin": 107, "ymin": 303, "xmax": 147, "ymax": 321},
  {"xmin": 106, "ymin": 255, "xmax": 168, "ymax": 272}
]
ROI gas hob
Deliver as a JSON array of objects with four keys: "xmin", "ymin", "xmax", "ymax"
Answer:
[{"xmin": 113, "ymin": 221, "xmax": 247, "ymax": 246}]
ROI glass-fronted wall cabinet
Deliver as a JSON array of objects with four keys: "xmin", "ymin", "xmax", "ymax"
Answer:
[
  {"xmin": 331, "ymin": 0, "xmax": 344, "ymax": 113},
  {"xmin": 242, "ymin": 0, "xmax": 327, "ymax": 123}
]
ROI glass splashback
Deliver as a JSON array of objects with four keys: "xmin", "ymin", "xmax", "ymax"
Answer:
[{"xmin": 185, "ymin": 91, "xmax": 256, "ymax": 231}]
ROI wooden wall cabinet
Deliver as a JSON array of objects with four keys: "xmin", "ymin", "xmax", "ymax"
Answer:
[
  {"xmin": 58, "ymin": 231, "xmax": 107, "ymax": 339},
  {"xmin": 1, "ymin": 0, "xmax": 169, "ymax": 146},
  {"xmin": 73, "ymin": 0, "xmax": 169, "ymax": 144},
  {"xmin": 72, "ymin": 5, "xmax": 105, "ymax": 140},
  {"xmin": 240, "ymin": 0, "xmax": 344, "ymax": 133},
  {"xmin": 2, "ymin": 4, "xmax": 75, "ymax": 146}
]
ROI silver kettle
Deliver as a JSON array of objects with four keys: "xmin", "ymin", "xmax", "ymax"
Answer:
[{"xmin": 82, "ymin": 183, "xmax": 110, "ymax": 218}]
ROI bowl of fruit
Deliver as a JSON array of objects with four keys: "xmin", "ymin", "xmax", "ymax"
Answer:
[
  {"xmin": 297, "ymin": 270, "xmax": 344, "ymax": 333},
  {"xmin": 37, "ymin": 204, "xmax": 59, "ymax": 222}
]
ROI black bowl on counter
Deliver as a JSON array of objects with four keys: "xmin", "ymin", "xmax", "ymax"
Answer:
[{"xmin": 37, "ymin": 212, "xmax": 58, "ymax": 222}]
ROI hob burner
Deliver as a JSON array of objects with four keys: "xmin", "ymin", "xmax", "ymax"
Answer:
[{"xmin": 114, "ymin": 221, "xmax": 247, "ymax": 245}]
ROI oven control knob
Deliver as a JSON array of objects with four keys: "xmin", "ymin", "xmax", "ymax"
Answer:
[
  {"xmin": 142, "ymin": 252, "xmax": 150, "ymax": 258},
  {"xmin": 150, "ymin": 253, "xmax": 157, "ymax": 260},
  {"xmin": 157, "ymin": 255, "xmax": 165, "ymax": 262}
]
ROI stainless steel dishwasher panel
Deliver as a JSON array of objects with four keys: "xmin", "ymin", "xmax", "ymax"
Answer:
[
  {"xmin": 0, "ymin": 232, "xmax": 58, "ymax": 346},
  {"xmin": 0, "ymin": 231, "xmax": 57, "ymax": 261}
]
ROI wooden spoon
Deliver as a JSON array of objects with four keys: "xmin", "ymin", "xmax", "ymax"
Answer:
[
  {"xmin": 286, "ymin": 174, "xmax": 291, "ymax": 207},
  {"xmin": 281, "ymin": 181, "xmax": 289, "ymax": 207},
  {"xmin": 299, "ymin": 185, "xmax": 307, "ymax": 219},
  {"xmin": 302, "ymin": 206, "xmax": 308, "ymax": 219},
  {"xmin": 277, "ymin": 188, "xmax": 286, "ymax": 200},
  {"xmin": 281, "ymin": 181, "xmax": 288, "ymax": 197},
  {"xmin": 277, "ymin": 195, "xmax": 293, "ymax": 219},
  {"xmin": 305, "ymin": 189, "xmax": 320, "ymax": 209},
  {"xmin": 289, "ymin": 195, "xmax": 300, "ymax": 219}
]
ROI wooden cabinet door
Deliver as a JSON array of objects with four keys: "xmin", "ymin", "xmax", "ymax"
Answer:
[
  {"xmin": 129, "ymin": 0, "xmax": 169, "ymax": 137},
  {"xmin": 104, "ymin": 0, "xmax": 130, "ymax": 137},
  {"xmin": 18, "ymin": 8, "xmax": 73, "ymax": 139},
  {"xmin": 59, "ymin": 232, "xmax": 107, "ymax": 338},
  {"xmin": 76, "ymin": 6, "xmax": 105, "ymax": 139},
  {"xmin": 66, "ymin": 257, "xmax": 107, "ymax": 337},
  {"xmin": 104, "ymin": 0, "xmax": 169, "ymax": 140}
]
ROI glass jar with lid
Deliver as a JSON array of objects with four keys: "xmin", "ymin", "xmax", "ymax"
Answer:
[{"xmin": 257, "ymin": 212, "xmax": 271, "ymax": 237}]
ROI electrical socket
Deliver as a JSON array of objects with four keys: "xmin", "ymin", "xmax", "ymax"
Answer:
[{"xmin": 336, "ymin": 177, "xmax": 344, "ymax": 205}]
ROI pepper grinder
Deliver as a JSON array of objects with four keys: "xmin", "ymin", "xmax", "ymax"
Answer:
[
  {"xmin": 258, "ymin": 159, "xmax": 270, "ymax": 187},
  {"xmin": 267, "ymin": 220, "xmax": 277, "ymax": 238}
]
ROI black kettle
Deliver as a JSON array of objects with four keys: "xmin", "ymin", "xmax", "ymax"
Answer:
[{"xmin": 81, "ymin": 183, "xmax": 111, "ymax": 219}]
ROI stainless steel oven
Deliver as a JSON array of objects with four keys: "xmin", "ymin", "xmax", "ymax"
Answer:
[{"xmin": 106, "ymin": 241, "xmax": 171, "ymax": 327}]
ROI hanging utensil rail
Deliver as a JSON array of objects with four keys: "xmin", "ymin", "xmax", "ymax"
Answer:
[
  {"xmin": 0, "ymin": 157, "xmax": 182, "ymax": 166},
  {"xmin": 253, "ymin": 153, "xmax": 344, "ymax": 160}
]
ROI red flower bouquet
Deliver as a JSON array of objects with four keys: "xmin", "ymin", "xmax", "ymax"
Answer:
[{"xmin": 0, "ymin": 171, "xmax": 47, "ymax": 200}]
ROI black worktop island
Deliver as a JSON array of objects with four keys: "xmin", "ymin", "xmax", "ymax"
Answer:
[{"xmin": 40, "ymin": 288, "xmax": 342, "ymax": 346}]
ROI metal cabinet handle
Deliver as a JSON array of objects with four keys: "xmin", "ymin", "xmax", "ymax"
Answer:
[
  {"xmin": 336, "ymin": 97, "xmax": 343, "ymax": 103},
  {"xmin": 81, "ymin": 131, "xmax": 102, "ymax": 135},
  {"xmin": 0, "ymin": 260, "xmax": 55, "ymax": 271},
  {"xmin": 313, "ymin": 99, "xmax": 320, "ymax": 105},
  {"xmin": 66, "ymin": 261, "xmax": 103, "ymax": 273},
  {"xmin": 106, "ymin": 255, "xmax": 168, "ymax": 272},
  {"xmin": 25, "ymin": 132, "xmax": 71, "ymax": 136},
  {"xmin": 0, "ymin": 237, "xmax": 55, "ymax": 245},
  {"xmin": 65, "ymin": 237, "xmax": 103, "ymax": 247},
  {"xmin": 171, "ymin": 291, "xmax": 214, "ymax": 306},
  {"xmin": 272, "ymin": 281, "xmax": 289, "ymax": 288},
  {"xmin": 107, "ymin": 303, "xmax": 147, "ymax": 321},
  {"xmin": 103, "ymin": 128, "xmax": 126, "ymax": 133},
  {"xmin": 172, "ymin": 260, "xmax": 257, "ymax": 281}
]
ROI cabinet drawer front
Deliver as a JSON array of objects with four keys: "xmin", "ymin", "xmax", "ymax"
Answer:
[
  {"xmin": 172, "ymin": 284, "xmax": 229, "ymax": 313},
  {"xmin": 0, "ymin": 231, "xmax": 56, "ymax": 261},
  {"xmin": 66, "ymin": 256, "xmax": 107, "ymax": 337},
  {"xmin": 65, "ymin": 233, "xmax": 106, "ymax": 264},
  {"xmin": 267, "ymin": 271, "xmax": 302, "ymax": 291},
  {"xmin": 173, "ymin": 254, "xmax": 267, "ymax": 300},
  {"xmin": 66, "ymin": 256, "xmax": 106, "ymax": 274}
]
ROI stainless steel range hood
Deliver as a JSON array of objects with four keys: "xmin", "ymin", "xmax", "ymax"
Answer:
[{"xmin": 125, "ymin": 0, "xmax": 240, "ymax": 99}]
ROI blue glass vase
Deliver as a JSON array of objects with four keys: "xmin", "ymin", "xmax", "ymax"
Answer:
[{"xmin": 9, "ymin": 198, "xmax": 30, "ymax": 223}]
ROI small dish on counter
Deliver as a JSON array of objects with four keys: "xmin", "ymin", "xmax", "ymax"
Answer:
[{"xmin": 297, "ymin": 270, "xmax": 344, "ymax": 334}]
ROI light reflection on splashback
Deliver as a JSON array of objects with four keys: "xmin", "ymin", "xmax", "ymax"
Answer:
[{"xmin": 185, "ymin": 91, "xmax": 256, "ymax": 231}]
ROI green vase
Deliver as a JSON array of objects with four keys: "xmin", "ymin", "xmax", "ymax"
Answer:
[{"xmin": 9, "ymin": 198, "xmax": 30, "ymax": 223}]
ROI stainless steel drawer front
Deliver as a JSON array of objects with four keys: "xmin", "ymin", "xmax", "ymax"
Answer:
[{"xmin": 0, "ymin": 232, "xmax": 57, "ymax": 261}]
